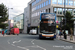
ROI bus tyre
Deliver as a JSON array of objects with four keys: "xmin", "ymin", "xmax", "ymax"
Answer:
[
  {"xmin": 39, "ymin": 37, "xmax": 42, "ymax": 39},
  {"xmin": 51, "ymin": 38, "xmax": 54, "ymax": 40}
]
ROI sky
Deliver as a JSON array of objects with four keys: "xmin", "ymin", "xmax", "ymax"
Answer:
[{"xmin": 0, "ymin": 0, "xmax": 30, "ymax": 20}]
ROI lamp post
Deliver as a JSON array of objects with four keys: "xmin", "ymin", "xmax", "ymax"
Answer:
[
  {"xmin": 8, "ymin": 8, "xmax": 13, "ymax": 30},
  {"xmin": 8, "ymin": 8, "xmax": 13, "ymax": 20}
]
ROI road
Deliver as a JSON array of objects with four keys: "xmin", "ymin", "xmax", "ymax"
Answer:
[{"xmin": 0, "ymin": 34, "xmax": 75, "ymax": 50}]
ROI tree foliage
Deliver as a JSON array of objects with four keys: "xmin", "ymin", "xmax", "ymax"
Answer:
[
  {"xmin": 62, "ymin": 11, "xmax": 74, "ymax": 34},
  {"xmin": 14, "ymin": 25, "xmax": 17, "ymax": 28},
  {"xmin": 0, "ymin": 3, "xmax": 8, "ymax": 29}
]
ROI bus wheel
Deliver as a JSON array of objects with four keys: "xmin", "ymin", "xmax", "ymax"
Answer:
[
  {"xmin": 51, "ymin": 38, "xmax": 54, "ymax": 40},
  {"xmin": 39, "ymin": 37, "xmax": 42, "ymax": 39}
]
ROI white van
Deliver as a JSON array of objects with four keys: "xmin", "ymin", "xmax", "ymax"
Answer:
[{"xmin": 29, "ymin": 29, "xmax": 37, "ymax": 35}]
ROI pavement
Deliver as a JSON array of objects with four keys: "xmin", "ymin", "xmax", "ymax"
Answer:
[
  {"xmin": 0, "ymin": 33, "xmax": 16, "ymax": 37},
  {"xmin": 0, "ymin": 34, "xmax": 75, "ymax": 50},
  {"xmin": 0, "ymin": 33, "xmax": 7, "ymax": 36},
  {"xmin": 57, "ymin": 35, "xmax": 75, "ymax": 44}
]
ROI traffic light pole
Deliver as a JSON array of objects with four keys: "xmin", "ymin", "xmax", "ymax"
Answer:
[
  {"xmin": 64, "ymin": 0, "xmax": 66, "ymax": 26},
  {"xmin": 64, "ymin": 0, "xmax": 66, "ymax": 30},
  {"xmin": 63, "ymin": 0, "xmax": 67, "ymax": 39}
]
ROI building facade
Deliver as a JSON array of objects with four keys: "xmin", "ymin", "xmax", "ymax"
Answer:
[
  {"xmin": 30, "ymin": 0, "xmax": 75, "ymax": 26},
  {"xmin": 23, "ymin": 0, "xmax": 75, "ymax": 33},
  {"xmin": 13, "ymin": 13, "xmax": 24, "ymax": 33},
  {"xmin": 23, "ymin": 7, "xmax": 29, "ymax": 33}
]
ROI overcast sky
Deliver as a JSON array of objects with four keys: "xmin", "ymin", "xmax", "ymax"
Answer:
[{"xmin": 0, "ymin": 0, "xmax": 30, "ymax": 20}]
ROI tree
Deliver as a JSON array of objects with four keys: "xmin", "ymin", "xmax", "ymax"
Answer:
[
  {"xmin": 0, "ymin": 3, "xmax": 8, "ymax": 29},
  {"xmin": 62, "ymin": 11, "xmax": 74, "ymax": 35},
  {"xmin": 14, "ymin": 25, "xmax": 17, "ymax": 28}
]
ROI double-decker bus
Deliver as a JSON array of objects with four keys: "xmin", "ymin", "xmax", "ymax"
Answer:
[{"xmin": 39, "ymin": 13, "xmax": 56, "ymax": 40}]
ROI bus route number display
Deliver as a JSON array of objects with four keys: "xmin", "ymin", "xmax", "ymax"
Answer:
[{"xmin": 41, "ymin": 14, "xmax": 55, "ymax": 19}]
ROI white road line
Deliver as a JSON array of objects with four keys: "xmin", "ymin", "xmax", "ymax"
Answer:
[
  {"xmin": 31, "ymin": 39, "xmax": 35, "ymax": 45},
  {"xmin": 7, "ymin": 40, "xmax": 10, "ymax": 44},
  {"xmin": 31, "ymin": 39, "xmax": 47, "ymax": 50},
  {"xmin": 37, "ymin": 45, "xmax": 46, "ymax": 50},
  {"xmin": 13, "ymin": 40, "xmax": 21, "ymax": 44},
  {"xmin": 17, "ymin": 46, "xmax": 29, "ymax": 50},
  {"xmin": 11, "ymin": 44, "xmax": 15, "ymax": 46}
]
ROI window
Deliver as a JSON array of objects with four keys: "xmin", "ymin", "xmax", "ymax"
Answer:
[
  {"xmin": 46, "ymin": 1, "xmax": 48, "ymax": 5},
  {"xmin": 69, "ymin": 0, "xmax": 73, "ymax": 6},
  {"xmin": 63, "ymin": 0, "xmax": 68, "ymax": 5},
  {"xmin": 49, "ymin": 0, "xmax": 51, "ymax": 4},
  {"xmin": 40, "ymin": 4, "xmax": 41, "ymax": 8},
  {"xmin": 63, "ymin": 8, "xmax": 67, "ymax": 14},
  {"xmin": 54, "ymin": 8, "xmax": 57, "ymax": 14},
  {"xmin": 36, "ymin": 6, "xmax": 37, "ymax": 10},
  {"xmin": 39, "ymin": 0, "xmax": 41, "ymax": 1},
  {"xmin": 44, "ymin": 10, "xmax": 46, "ymax": 13},
  {"xmin": 58, "ymin": 8, "xmax": 62, "ymax": 14},
  {"xmin": 38, "ymin": 5, "xmax": 39, "ymax": 9},
  {"xmin": 36, "ymin": 0, "xmax": 38, "ymax": 3},
  {"xmin": 57, "ymin": 17, "xmax": 63, "ymax": 22},
  {"xmin": 44, "ymin": 2, "xmax": 45, "ymax": 7},
  {"xmin": 74, "ymin": 1, "xmax": 75, "ymax": 6},
  {"xmin": 52, "ymin": 0, "xmax": 57, "ymax": 4},
  {"xmin": 38, "ymin": 0, "xmax": 39, "ymax": 3},
  {"xmin": 68, "ymin": 9, "xmax": 73, "ymax": 15},
  {"xmin": 42, "ymin": 3, "xmax": 43, "ymax": 7},
  {"xmin": 58, "ymin": 0, "xmax": 62, "ymax": 5},
  {"xmin": 32, "ymin": 3, "xmax": 33, "ymax": 6}
]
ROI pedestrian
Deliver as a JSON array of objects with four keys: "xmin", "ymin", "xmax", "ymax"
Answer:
[
  {"xmin": 2, "ymin": 30, "xmax": 4, "ymax": 36},
  {"xmin": 63, "ymin": 30, "xmax": 67, "ymax": 39},
  {"xmin": 59, "ymin": 28, "xmax": 62, "ymax": 39},
  {"xmin": 5, "ymin": 29, "xmax": 7, "ymax": 35}
]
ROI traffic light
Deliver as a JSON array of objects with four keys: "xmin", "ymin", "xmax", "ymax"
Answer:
[{"xmin": 62, "ymin": 18, "xmax": 65, "ymax": 25}]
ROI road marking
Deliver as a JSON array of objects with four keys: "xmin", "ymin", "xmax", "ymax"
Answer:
[
  {"xmin": 11, "ymin": 44, "xmax": 15, "ymax": 46},
  {"xmin": 37, "ymin": 45, "xmax": 46, "ymax": 50},
  {"xmin": 31, "ymin": 39, "xmax": 35, "ymax": 45},
  {"xmin": 17, "ymin": 46, "xmax": 29, "ymax": 50},
  {"xmin": 7, "ymin": 40, "xmax": 10, "ymax": 44},
  {"xmin": 13, "ymin": 40, "xmax": 21, "ymax": 44},
  {"xmin": 31, "ymin": 39, "xmax": 47, "ymax": 50}
]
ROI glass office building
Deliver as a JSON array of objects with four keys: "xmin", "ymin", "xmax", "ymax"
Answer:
[{"xmin": 13, "ymin": 13, "xmax": 24, "ymax": 29}]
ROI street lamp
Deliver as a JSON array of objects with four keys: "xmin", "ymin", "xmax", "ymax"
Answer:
[
  {"xmin": 8, "ymin": 8, "xmax": 13, "ymax": 30},
  {"xmin": 8, "ymin": 8, "xmax": 13, "ymax": 20}
]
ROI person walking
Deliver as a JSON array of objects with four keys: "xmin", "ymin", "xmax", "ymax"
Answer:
[
  {"xmin": 2, "ymin": 30, "xmax": 4, "ymax": 36},
  {"xmin": 59, "ymin": 28, "xmax": 63, "ymax": 39},
  {"xmin": 63, "ymin": 30, "xmax": 67, "ymax": 39}
]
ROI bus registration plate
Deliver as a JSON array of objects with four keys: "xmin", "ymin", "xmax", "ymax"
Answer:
[{"xmin": 46, "ymin": 37, "xmax": 50, "ymax": 38}]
